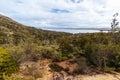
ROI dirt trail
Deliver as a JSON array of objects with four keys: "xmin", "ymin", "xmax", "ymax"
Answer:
[
  {"xmin": 76, "ymin": 73, "xmax": 120, "ymax": 80},
  {"xmin": 20, "ymin": 60, "xmax": 120, "ymax": 80},
  {"xmin": 39, "ymin": 72, "xmax": 120, "ymax": 80}
]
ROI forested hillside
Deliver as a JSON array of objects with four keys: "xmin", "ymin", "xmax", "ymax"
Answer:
[{"xmin": 0, "ymin": 14, "xmax": 120, "ymax": 80}]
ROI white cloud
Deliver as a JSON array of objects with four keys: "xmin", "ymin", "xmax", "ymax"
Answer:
[{"xmin": 0, "ymin": 0, "xmax": 120, "ymax": 29}]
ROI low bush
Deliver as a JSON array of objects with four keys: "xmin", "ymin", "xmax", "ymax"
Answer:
[
  {"xmin": 49, "ymin": 63, "xmax": 64, "ymax": 72},
  {"xmin": 0, "ymin": 47, "xmax": 18, "ymax": 79}
]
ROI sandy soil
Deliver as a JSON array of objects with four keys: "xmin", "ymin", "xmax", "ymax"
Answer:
[
  {"xmin": 20, "ymin": 60, "xmax": 120, "ymax": 80},
  {"xmin": 39, "ymin": 72, "xmax": 120, "ymax": 80},
  {"xmin": 76, "ymin": 73, "xmax": 120, "ymax": 80}
]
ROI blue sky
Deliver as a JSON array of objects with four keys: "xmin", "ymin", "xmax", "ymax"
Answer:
[{"xmin": 0, "ymin": 0, "xmax": 120, "ymax": 29}]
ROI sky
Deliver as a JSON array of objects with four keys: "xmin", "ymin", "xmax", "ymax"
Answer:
[{"xmin": 0, "ymin": 0, "xmax": 120, "ymax": 29}]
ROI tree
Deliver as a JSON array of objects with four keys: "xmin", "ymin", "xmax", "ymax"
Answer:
[{"xmin": 111, "ymin": 13, "xmax": 119, "ymax": 32}]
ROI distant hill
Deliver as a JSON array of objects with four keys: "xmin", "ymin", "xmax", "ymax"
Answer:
[
  {"xmin": 0, "ymin": 14, "xmax": 71, "ymax": 45},
  {"xmin": 44, "ymin": 27, "xmax": 110, "ymax": 31}
]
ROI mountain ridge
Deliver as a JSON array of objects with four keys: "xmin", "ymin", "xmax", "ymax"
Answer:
[{"xmin": 0, "ymin": 14, "xmax": 71, "ymax": 45}]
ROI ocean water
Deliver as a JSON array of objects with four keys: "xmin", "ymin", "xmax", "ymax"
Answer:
[{"xmin": 42, "ymin": 28, "xmax": 108, "ymax": 34}]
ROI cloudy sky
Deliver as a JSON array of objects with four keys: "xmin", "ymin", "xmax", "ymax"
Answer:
[{"xmin": 0, "ymin": 0, "xmax": 120, "ymax": 29}]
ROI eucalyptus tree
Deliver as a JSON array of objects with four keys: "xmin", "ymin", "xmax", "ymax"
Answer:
[{"xmin": 111, "ymin": 13, "xmax": 119, "ymax": 32}]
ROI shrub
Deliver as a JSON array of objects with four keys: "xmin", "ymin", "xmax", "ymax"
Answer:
[
  {"xmin": 73, "ymin": 57, "xmax": 88, "ymax": 74},
  {"xmin": 0, "ymin": 47, "xmax": 18, "ymax": 79},
  {"xmin": 64, "ymin": 67, "xmax": 70, "ymax": 72},
  {"xmin": 21, "ymin": 62, "xmax": 43, "ymax": 79},
  {"xmin": 3, "ymin": 74, "xmax": 22, "ymax": 80},
  {"xmin": 49, "ymin": 63, "xmax": 63, "ymax": 72},
  {"xmin": 73, "ymin": 69, "xmax": 85, "ymax": 74},
  {"xmin": 24, "ymin": 76, "xmax": 36, "ymax": 80}
]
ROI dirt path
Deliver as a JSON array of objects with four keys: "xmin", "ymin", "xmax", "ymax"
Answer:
[
  {"xmin": 76, "ymin": 73, "xmax": 120, "ymax": 80},
  {"xmin": 38, "ymin": 72, "xmax": 120, "ymax": 80},
  {"xmin": 21, "ymin": 60, "xmax": 120, "ymax": 80}
]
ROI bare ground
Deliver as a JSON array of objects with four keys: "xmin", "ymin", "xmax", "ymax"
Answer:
[
  {"xmin": 39, "ymin": 72, "xmax": 120, "ymax": 80},
  {"xmin": 75, "ymin": 73, "xmax": 120, "ymax": 80},
  {"xmin": 19, "ymin": 60, "xmax": 120, "ymax": 80}
]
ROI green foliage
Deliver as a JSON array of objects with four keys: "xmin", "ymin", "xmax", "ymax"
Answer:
[
  {"xmin": 74, "ymin": 57, "xmax": 88, "ymax": 74},
  {"xmin": 0, "ymin": 47, "xmax": 18, "ymax": 79},
  {"xmin": 57, "ymin": 32, "xmax": 120, "ymax": 73},
  {"xmin": 1, "ymin": 14, "xmax": 120, "ymax": 77},
  {"xmin": 3, "ymin": 74, "xmax": 22, "ymax": 80},
  {"xmin": 73, "ymin": 69, "xmax": 85, "ymax": 74},
  {"xmin": 49, "ymin": 63, "xmax": 64, "ymax": 72},
  {"xmin": 64, "ymin": 67, "xmax": 70, "ymax": 72}
]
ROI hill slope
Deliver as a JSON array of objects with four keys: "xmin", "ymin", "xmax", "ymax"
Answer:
[
  {"xmin": 0, "ymin": 14, "xmax": 120, "ymax": 80},
  {"xmin": 0, "ymin": 14, "xmax": 71, "ymax": 45}
]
